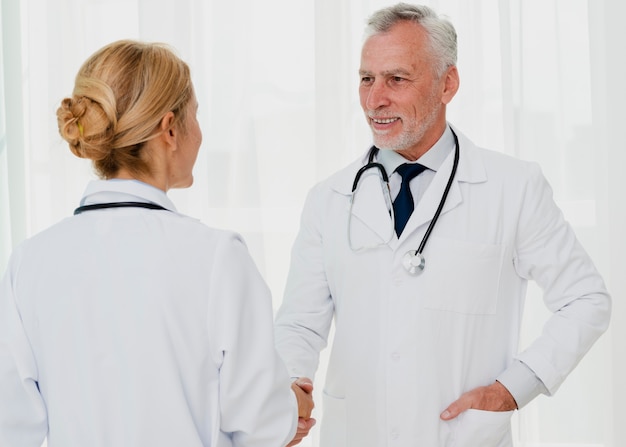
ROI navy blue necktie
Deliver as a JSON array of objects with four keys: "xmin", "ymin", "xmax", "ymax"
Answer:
[{"xmin": 393, "ymin": 163, "xmax": 427, "ymax": 236}]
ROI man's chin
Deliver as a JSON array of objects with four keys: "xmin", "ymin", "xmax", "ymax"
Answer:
[{"xmin": 372, "ymin": 139, "xmax": 399, "ymax": 151}]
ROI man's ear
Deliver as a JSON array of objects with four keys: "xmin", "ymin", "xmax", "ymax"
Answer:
[{"xmin": 441, "ymin": 66, "xmax": 460, "ymax": 105}]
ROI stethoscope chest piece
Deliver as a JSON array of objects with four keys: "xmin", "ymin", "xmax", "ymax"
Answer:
[
  {"xmin": 403, "ymin": 250, "xmax": 425, "ymax": 276},
  {"xmin": 350, "ymin": 128, "xmax": 460, "ymax": 276}
]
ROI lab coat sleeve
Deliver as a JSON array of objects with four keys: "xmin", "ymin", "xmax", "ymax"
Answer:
[
  {"xmin": 0, "ymin": 248, "xmax": 48, "ymax": 446},
  {"xmin": 496, "ymin": 359, "xmax": 548, "ymax": 409},
  {"xmin": 207, "ymin": 234, "xmax": 298, "ymax": 447},
  {"xmin": 274, "ymin": 184, "xmax": 335, "ymax": 380},
  {"xmin": 511, "ymin": 163, "xmax": 611, "ymax": 396}
]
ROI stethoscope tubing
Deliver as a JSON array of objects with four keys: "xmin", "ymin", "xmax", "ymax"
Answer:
[
  {"xmin": 74, "ymin": 201, "xmax": 168, "ymax": 215},
  {"xmin": 415, "ymin": 130, "xmax": 459, "ymax": 254},
  {"xmin": 351, "ymin": 128, "xmax": 460, "ymax": 274}
]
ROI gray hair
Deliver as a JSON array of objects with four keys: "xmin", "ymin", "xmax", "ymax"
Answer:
[{"xmin": 365, "ymin": 3, "xmax": 457, "ymax": 78}]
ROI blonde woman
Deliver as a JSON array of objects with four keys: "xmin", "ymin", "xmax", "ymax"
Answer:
[{"xmin": 0, "ymin": 40, "xmax": 313, "ymax": 447}]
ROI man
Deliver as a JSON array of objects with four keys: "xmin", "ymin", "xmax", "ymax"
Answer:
[{"xmin": 275, "ymin": 3, "xmax": 611, "ymax": 446}]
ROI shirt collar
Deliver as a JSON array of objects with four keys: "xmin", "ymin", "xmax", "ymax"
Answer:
[
  {"xmin": 79, "ymin": 179, "xmax": 178, "ymax": 212},
  {"xmin": 376, "ymin": 125, "xmax": 455, "ymax": 174}
]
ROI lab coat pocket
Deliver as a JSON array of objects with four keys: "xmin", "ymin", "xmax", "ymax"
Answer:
[
  {"xmin": 421, "ymin": 237, "xmax": 505, "ymax": 315},
  {"xmin": 450, "ymin": 409, "xmax": 513, "ymax": 447},
  {"xmin": 320, "ymin": 391, "xmax": 347, "ymax": 447}
]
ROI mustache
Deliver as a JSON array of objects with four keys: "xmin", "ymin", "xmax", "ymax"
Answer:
[{"xmin": 367, "ymin": 111, "xmax": 400, "ymax": 119}]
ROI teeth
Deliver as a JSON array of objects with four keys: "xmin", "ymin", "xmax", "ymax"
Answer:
[{"xmin": 372, "ymin": 118, "xmax": 398, "ymax": 124}]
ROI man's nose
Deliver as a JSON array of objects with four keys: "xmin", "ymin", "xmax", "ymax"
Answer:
[{"xmin": 365, "ymin": 80, "xmax": 391, "ymax": 110}]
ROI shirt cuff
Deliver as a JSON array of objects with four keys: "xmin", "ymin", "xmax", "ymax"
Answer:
[{"xmin": 496, "ymin": 360, "xmax": 549, "ymax": 409}]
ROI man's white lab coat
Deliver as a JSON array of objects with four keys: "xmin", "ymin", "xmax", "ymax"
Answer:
[
  {"xmin": 0, "ymin": 179, "xmax": 297, "ymax": 447},
  {"xmin": 274, "ymin": 128, "xmax": 611, "ymax": 446}
]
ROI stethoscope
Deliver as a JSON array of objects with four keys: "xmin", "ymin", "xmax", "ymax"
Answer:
[
  {"xmin": 74, "ymin": 202, "xmax": 168, "ymax": 215},
  {"xmin": 350, "ymin": 128, "xmax": 460, "ymax": 276}
]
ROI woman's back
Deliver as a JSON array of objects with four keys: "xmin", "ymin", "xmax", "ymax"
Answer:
[{"xmin": 1, "ymin": 181, "xmax": 297, "ymax": 446}]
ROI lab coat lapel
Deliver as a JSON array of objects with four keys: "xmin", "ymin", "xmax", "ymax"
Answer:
[
  {"xmin": 350, "ymin": 169, "xmax": 395, "ymax": 245},
  {"xmin": 398, "ymin": 139, "xmax": 486, "ymax": 244},
  {"xmin": 329, "ymin": 155, "xmax": 395, "ymax": 248}
]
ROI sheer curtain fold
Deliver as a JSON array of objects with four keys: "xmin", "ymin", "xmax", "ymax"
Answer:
[
  {"xmin": 589, "ymin": 2, "xmax": 626, "ymax": 445},
  {"xmin": 1, "ymin": 0, "xmax": 622, "ymax": 445},
  {"xmin": 0, "ymin": 3, "xmax": 8, "ymax": 272},
  {"xmin": 1, "ymin": 0, "xmax": 28, "ymax": 273}
]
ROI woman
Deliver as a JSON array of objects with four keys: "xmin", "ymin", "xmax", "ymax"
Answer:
[{"xmin": 0, "ymin": 40, "xmax": 311, "ymax": 446}]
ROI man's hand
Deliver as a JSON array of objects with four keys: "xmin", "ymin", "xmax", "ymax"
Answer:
[
  {"xmin": 287, "ymin": 377, "xmax": 316, "ymax": 446},
  {"xmin": 440, "ymin": 381, "xmax": 517, "ymax": 421},
  {"xmin": 286, "ymin": 417, "xmax": 316, "ymax": 447},
  {"xmin": 291, "ymin": 377, "xmax": 314, "ymax": 418}
]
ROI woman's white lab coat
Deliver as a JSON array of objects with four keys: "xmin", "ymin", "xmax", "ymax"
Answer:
[
  {"xmin": 274, "ymin": 128, "xmax": 611, "ymax": 446},
  {"xmin": 0, "ymin": 179, "xmax": 297, "ymax": 447}
]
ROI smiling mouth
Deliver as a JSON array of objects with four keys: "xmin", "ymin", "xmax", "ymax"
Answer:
[{"xmin": 371, "ymin": 117, "xmax": 400, "ymax": 124}]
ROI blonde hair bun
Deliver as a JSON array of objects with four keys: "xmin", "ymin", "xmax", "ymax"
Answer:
[{"xmin": 56, "ymin": 39, "xmax": 192, "ymax": 179}]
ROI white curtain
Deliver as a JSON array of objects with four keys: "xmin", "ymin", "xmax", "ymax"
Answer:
[{"xmin": 1, "ymin": 0, "xmax": 623, "ymax": 445}]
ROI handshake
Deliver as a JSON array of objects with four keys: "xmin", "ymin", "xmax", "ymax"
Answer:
[{"xmin": 287, "ymin": 377, "xmax": 316, "ymax": 446}]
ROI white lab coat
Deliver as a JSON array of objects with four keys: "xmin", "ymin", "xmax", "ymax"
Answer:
[
  {"xmin": 0, "ymin": 179, "xmax": 298, "ymax": 447},
  {"xmin": 274, "ymin": 128, "xmax": 611, "ymax": 446}
]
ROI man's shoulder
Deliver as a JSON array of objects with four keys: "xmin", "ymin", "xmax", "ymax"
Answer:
[
  {"xmin": 311, "ymin": 152, "xmax": 370, "ymax": 195},
  {"xmin": 458, "ymin": 132, "xmax": 540, "ymax": 180},
  {"xmin": 473, "ymin": 145, "xmax": 535, "ymax": 168}
]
